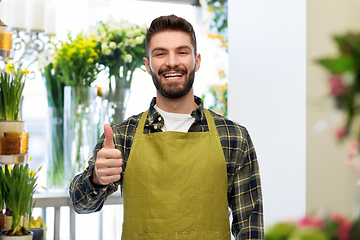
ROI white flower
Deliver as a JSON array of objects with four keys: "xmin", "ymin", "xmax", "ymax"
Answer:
[
  {"xmin": 133, "ymin": 28, "xmax": 141, "ymax": 36},
  {"xmin": 128, "ymin": 39, "xmax": 136, "ymax": 47},
  {"xmin": 117, "ymin": 42, "xmax": 124, "ymax": 48},
  {"xmin": 101, "ymin": 42, "xmax": 111, "ymax": 55},
  {"xmin": 101, "ymin": 42, "xmax": 108, "ymax": 49},
  {"xmin": 124, "ymin": 54, "xmax": 132, "ymax": 63},
  {"xmin": 38, "ymin": 50, "xmax": 55, "ymax": 69},
  {"xmin": 103, "ymin": 48, "xmax": 112, "ymax": 55},
  {"xmin": 100, "ymin": 32, "xmax": 107, "ymax": 41},
  {"xmin": 134, "ymin": 36, "xmax": 144, "ymax": 45},
  {"xmin": 126, "ymin": 29, "xmax": 135, "ymax": 38},
  {"xmin": 109, "ymin": 42, "xmax": 117, "ymax": 49}
]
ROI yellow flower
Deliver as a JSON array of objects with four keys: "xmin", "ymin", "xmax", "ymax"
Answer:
[
  {"xmin": 29, "ymin": 216, "xmax": 46, "ymax": 229},
  {"xmin": 219, "ymin": 70, "xmax": 226, "ymax": 79},
  {"xmin": 87, "ymin": 58, "xmax": 94, "ymax": 63},
  {"xmin": 5, "ymin": 63, "xmax": 14, "ymax": 74},
  {"xmin": 29, "ymin": 170, "xmax": 36, "ymax": 177},
  {"xmin": 21, "ymin": 68, "xmax": 30, "ymax": 76}
]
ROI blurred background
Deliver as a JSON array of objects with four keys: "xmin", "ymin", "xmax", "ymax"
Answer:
[{"xmin": 1, "ymin": 0, "xmax": 360, "ymax": 239}]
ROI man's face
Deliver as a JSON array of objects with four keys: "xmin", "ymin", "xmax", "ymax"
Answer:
[{"xmin": 143, "ymin": 30, "xmax": 201, "ymax": 99}]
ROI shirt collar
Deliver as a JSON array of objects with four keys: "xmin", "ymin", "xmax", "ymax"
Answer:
[{"xmin": 147, "ymin": 96, "xmax": 205, "ymax": 125}]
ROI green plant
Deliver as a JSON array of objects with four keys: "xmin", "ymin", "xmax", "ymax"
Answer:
[
  {"xmin": 54, "ymin": 31, "xmax": 101, "ymax": 88},
  {"xmin": 201, "ymin": 0, "xmax": 228, "ymax": 50},
  {"xmin": 1, "ymin": 163, "xmax": 41, "ymax": 236},
  {"xmin": 202, "ymin": 83, "xmax": 228, "ymax": 117},
  {"xmin": 41, "ymin": 61, "xmax": 65, "ymax": 189},
  {"xmin": 0, "ymin": 63, "xmax": 28, "ymax": 121},
  {"xmin": 316, "ymin": 31, "xmax": 360, "ymax": 169},
  {"xmin": 88, "ymin": 16, "xmax": 146, "ymax": 81},
  {"xmin": 265, "ymin": 214, "xmax": 359, "ymax": 240},
  {"xmin": 87, "ymin": 16, "xmax": 147, "ymax": 123}
]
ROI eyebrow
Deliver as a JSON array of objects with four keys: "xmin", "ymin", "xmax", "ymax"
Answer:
[{"xmin": 151, "ymin": 45, "xmax": 192, "ymax": 54}]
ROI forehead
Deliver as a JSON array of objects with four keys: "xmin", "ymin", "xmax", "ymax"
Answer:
[{"xmin": 149, "ymin": 30, "xmax": 194, "ymax": 52}]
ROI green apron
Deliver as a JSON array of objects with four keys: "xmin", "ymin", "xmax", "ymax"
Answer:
[{"xmin": 122, "ymin": 109, "xmax": 231, "ymax": 240}]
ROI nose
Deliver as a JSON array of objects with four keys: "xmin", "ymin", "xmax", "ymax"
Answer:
[{"xmin": 166, "ymin": 52, "xmax": 179, "ymax": 68}]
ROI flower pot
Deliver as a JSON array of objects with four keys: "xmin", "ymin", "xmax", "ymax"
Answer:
[
  {"xmin": 0, "ymin": 231, "xmax": 33, "ymax": 240},
  {"xmin": 4, "ymin": 216, "xmax": 11, "ymax": 231},
  {"xmin": 0, "ymin": 121, "xmax": 24, "ymax": 137},
  {"xmin": 0, "ymin": 212, "xmax": 5, "ymax": 231},
  {"xmin": 28, "ymin": 228, "xmax": 43, "ymax": 240}
]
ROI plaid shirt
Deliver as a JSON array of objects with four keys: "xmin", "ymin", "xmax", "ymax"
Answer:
[{"xmin": 69, "ymin": 96, "xmax": 264, "ymax": 239}]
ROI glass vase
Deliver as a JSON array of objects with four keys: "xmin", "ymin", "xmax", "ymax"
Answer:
[
  {"xmin": 64, "ymin": 86, "xmax": 99, "ymax": 187},
  {"xmin": 107, "ymin": 88, "xmax": 131, "ymax": 125},
  {"xmin": 106, "ymin": 70, "xmax": 132, "ymax": 125},
  {"xmin": 46, "ymin": 106, "xmax": 65, "ymax": 191}
]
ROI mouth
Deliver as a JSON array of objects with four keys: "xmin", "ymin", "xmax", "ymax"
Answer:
[{"xmin": 162, "ymin": 72, "xmax": 184, "ymax": 81}]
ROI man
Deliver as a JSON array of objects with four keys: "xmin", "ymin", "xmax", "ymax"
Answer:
[{"xmin": 69, "ymin": 14, "xmax": 264, "ymax": 240}]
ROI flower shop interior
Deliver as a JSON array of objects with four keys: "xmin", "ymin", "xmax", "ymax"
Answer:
[{"xmin": 0, "ymin": 0, "xmax": 359, "ymax": 239}]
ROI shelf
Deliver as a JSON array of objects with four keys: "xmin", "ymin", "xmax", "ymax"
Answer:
[{"xmin": 0, "ymin": 154, "xmax": 28, "ymax": 164}]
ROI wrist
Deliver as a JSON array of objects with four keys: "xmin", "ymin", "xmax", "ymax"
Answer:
[{"xmin": 91, "ymin": 165, "xmax": 106, "ymax": 188}]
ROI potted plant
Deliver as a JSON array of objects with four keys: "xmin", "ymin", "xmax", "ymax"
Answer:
[
  {"xmin": 0, "ymin": 62, "xmax": 28, "ymax": 137},
  {"xmin": 0, "ymin": 163, "xmax": 41, "ymax": 239}
]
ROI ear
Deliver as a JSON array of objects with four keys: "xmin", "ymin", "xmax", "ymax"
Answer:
[
  {"xmin": 143, "ymin": 57, "xmax": 151, "ymax": 75},
  {"xmin": 194, "ymin": 53, "xmax": 201, "ymax": 72}
]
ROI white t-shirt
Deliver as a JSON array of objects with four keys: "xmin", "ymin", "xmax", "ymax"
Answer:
[{"xmin": 154, "ymin": 105, "xmax": 195, "ymax": 133}]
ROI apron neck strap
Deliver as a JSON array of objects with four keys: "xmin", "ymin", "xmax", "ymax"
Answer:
[{"xmin": 203, "ymin": 108, "xmax": 216, "ymax": 132}]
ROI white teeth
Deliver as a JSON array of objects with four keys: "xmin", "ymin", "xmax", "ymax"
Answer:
[{"xmin": 164, "ymin": 73, "xmax": 183, "ymax": 78}]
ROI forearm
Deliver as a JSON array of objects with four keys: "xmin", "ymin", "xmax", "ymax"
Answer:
[{"xmin": 69, "ymin": 165, "xmax": 118, "ymax": 214}]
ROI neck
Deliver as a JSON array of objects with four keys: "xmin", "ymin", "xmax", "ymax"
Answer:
[{"xmin": 156, "ymin": 90, "xmax": 197, "ymax": 114}]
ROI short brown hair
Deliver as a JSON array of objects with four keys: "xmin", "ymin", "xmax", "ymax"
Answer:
[{"xmin": 145, "ymin": 14, "xmax": 197, "ymax": 57}]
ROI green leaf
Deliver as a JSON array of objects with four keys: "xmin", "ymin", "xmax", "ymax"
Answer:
[{"xmin": 316, "ymin": 56, "xmax": 355, "ymax": 74}]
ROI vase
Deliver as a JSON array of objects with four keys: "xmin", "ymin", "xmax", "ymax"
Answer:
[
  {"xmin": 107, "ymin": 88, "xmax": 131, "ymax": 125},
  {"xmin": 106, "ymin": 71, "xmax": 132, "ymax": 125},
  {"xmin": 0, "ymin": 231, "xmax": 33, "ymax": 240},
  {"xmin": 63, "ymin": 86, "xmax": 99, "ymax": 186},
  {"xmin": 46, "ymin": 107, "xmax": 65, "ymax": 191}
]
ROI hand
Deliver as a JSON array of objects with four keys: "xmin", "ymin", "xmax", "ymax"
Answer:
[{"xmin": 92, "ymin": 124, "xmax": 123, "ymax": 186}]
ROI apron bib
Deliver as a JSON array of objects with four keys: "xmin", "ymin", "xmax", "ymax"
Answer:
[{"xmin": 121, "ymin": 109, "xmax": 230, "ymax": 240}]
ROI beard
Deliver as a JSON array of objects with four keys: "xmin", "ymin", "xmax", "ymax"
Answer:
[{"xmin": 150, "ymin": 66, "xmax": 195, "ymax": 99}]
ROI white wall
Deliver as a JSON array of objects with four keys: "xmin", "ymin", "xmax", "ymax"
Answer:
[{"xmin": 228, "ymin": 0, "xmax": 307, "ymax": 227}]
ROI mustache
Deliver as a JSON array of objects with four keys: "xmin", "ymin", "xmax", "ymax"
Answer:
[{"xmin": 158, "ymin": 67, "xmax": 188, "ymax": 76}]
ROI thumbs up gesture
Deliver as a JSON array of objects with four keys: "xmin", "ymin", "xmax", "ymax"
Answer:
[{"xmin": 92, "ymin": 124, "xmax": 123, "ymax": 186}]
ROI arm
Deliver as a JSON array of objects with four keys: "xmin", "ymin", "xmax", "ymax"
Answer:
[
  {"xmin": 69, "ymin": 124, "xmax": 121, "ymax": 214},
  {"xmin": 230, "ymin": 130, "xmax": 264, "ymax": 239}
]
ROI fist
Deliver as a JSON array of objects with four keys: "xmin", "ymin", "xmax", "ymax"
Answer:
[{"xmin": 92, "ymin": 124, "xmax": 123, "ymax": 186}]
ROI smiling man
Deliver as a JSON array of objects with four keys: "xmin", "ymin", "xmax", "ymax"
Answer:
[{"xmin": 69, "ymin": 15, "xmax": 264, "ymax": 240}]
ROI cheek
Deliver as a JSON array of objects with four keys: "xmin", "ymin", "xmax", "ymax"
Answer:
[{"xmin": 148, "ymin": 60, "xmax": 160, "ymax": 74}]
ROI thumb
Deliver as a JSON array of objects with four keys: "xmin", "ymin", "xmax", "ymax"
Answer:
[{"xmin": 103, "ymin": 123, "xmax": 115, "ymax": 149}]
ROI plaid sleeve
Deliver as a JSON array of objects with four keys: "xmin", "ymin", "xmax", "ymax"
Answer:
[
  {"xmin": 231, "ymin": 128, "xmax": 264, "ymax": 239},
  {"xmin": 69, "ymin": 129, "xmax": 120, "ymax": 214},
  {"xmin": 69, "ymin": 114, "xmax": 141, "ymax": 214}
]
